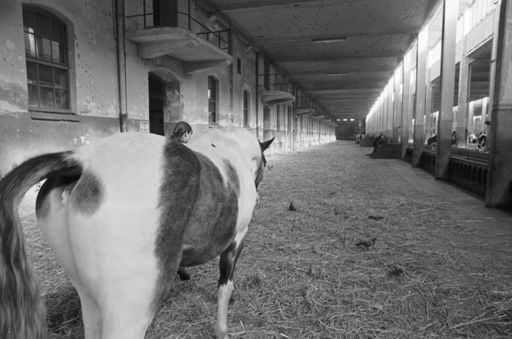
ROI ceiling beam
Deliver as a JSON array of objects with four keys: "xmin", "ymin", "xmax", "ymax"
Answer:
[
  {"xmin": 260, "ymin": 31, "xmax": 415, "ymax": 44},
  {"xmin": 274, "ymin": 53, "xmax": 403, "ymax": 63},
  {"xmin": 304, "ymin": 82, "xmax": 388, "ymax": 91},
  {"xmin": 319, "ymin": 97, "xmax": 379, "ymax": 101},
  {"xmin": 308, "ymin": 88, "xmax": 383, "ymax": 94},
  {"xmin": 288, "ymin": 71, "xmax": 392, "ymax": 78},
  {"xmin": 216, "ymin": 0, "xmax": 322, "ymax": 12}
]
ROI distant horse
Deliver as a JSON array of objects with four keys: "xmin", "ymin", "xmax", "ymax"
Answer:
[{"xmin": 0, "ymin": 126, "xmax": 274, "ymax": 339}]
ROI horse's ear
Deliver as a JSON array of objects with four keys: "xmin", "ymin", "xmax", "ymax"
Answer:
[{"xmin": 260, "ymin": 137, "xmax": 275, "ymax": 151}]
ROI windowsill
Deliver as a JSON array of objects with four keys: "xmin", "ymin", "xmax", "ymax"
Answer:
[{"xmin": 30, "ymin": 111, "xmax": 80, "ymax": 122}]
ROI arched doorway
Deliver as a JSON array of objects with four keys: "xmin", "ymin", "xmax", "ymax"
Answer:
[{"xmin": 149, "ymin": 73, "xmax": 165, "ymax": 135}]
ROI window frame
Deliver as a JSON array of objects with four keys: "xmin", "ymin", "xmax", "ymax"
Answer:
[{"xmin": 23, "ymin": 5, "xmax": 77, "ymax": 120}]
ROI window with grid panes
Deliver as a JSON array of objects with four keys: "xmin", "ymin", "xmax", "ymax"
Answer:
[{"xmin": 23, "ymin": 7, "xmax": 70, "ymax": 112}]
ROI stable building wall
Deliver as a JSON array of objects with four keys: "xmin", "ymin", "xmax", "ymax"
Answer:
[
  {"xmin": 0, "ymin": 0, "xmax": 335, "ymax": 177},
  {"xmin": 0, "ymin": 0, "xmax": 139, "ymax": 176}
]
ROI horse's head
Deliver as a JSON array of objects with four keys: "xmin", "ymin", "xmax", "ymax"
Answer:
[{"xmin": 254, "ymin": 137, "xmax": 274, "ymax": 190}]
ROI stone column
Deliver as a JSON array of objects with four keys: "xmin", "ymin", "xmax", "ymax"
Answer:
[
  {"xmin": 455, "ymin": 54, "xmax": 470, "ymax": 146},
  {"xmin": 486, "ymin": 0, "xmax": 512, "ymax": 209},
  {"xmin": 401, "ymin": 49, "xmax": 413, "ymax": 157},
  {"xmin": 424, "ymin": 83, "xmax": 432, "ymax": 140},
  {"xmin": 393, "ymin": 64, "xmax": 403, "ymax": 144},
  {"xmin": 435, "ymin": 0, "xmax": 458, "ymax": 179},
  {"xmin": 413, "ymin": 26, "xmax": 429, "ymax": 166},
  {"xmin": 387, "ymin": 82, "xmax": 394, "ymax": 137}
]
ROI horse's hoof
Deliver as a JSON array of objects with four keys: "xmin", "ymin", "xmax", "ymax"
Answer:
[{"xmin": 215, "ymin": 328, "xmax": 229, "ymax": 339}]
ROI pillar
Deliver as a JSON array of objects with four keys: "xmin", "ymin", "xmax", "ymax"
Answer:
[
  {"xmin": 413, "ymin": 25, "xmax": 429, "ymax": 166},
  {"xmin": 394, "ymin": 64, "xmax": 403, "ymax": 143},
  {"xmin": 387, "ymin": 82, "xmax": 393, "ymax": 137},
  {"xmin": 401, "ymin": 49, "xmax": 413, "ymax": 157},
  {"xmin": 436, "ymin": 0, "xmax": 458, "ymax": 179},
  {"xmin": 424, "ymin": 83, "xmax": 433, "ymax": 140},
  {"xmin": 455, "ymin": 49, "xmax": 470, "ymax": 146},
  {"xmin": 486, "ymin": 0, "xmax": 512, "ymax": 209}
]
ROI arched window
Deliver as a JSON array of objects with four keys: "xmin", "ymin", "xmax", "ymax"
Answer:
[
  {"xmin": 208, "ymin": 76, "xmax": 218, "ymax": 123},
  {"xmin": 23, "ymin": 7, "xmax": 70, "ymax": 112},
  {"xmin": 243, "ymin": 89, "xmax": 250, "ymax": 127}
]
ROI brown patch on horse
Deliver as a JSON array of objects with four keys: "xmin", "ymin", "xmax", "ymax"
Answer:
[
  {"xmin": 69, "ymin": 172, "xmax": 104, "ymax": 215},
  {"xmin": 179, "ymin": 156, "xmax": 240, "ymax": 267},
  {"xmin": 153, "ymin": 141, "xmax": 201, "ymax": 310}
]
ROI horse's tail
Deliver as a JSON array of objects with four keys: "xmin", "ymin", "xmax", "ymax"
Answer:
[{"xmin": 0, "ymin": 151, "xmax": 80, "ymax": 339}]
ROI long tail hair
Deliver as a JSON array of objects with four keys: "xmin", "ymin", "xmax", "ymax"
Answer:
[{"xmin": 0, "ymin": 152, "xmax": 80, "ymax": 339}]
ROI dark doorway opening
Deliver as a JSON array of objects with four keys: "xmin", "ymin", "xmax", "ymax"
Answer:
[
  {"xmin": 152, "ymin": 0, "xmax": 178, "ymax": 27},
  {"xmin": 149, "ymin": 73, "xmax": 165, "ymax": 135}
]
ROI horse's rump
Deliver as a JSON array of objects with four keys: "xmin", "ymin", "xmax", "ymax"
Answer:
[{"xmin": 0, "ymin": 127, "xmax": 272, "ymax": 339}]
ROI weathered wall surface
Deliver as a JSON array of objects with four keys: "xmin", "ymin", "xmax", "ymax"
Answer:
[
  {"xmin": 0, "ymin": 0, "xmax": 125, "ymax": 175},
  {"xmin": 0, "ymin": 1, "xmax": 28, "ymax": 113}
]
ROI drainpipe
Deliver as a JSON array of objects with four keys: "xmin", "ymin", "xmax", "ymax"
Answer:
[
  {"xmin": 255, "ymin": 51, "xmax": 259, "ymax": 138},
  {"xmin": 115, "ymin": 0, "xmax": 128, "ymax": 132}
]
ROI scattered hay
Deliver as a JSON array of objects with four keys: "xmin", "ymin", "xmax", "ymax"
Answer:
[
  {"xmin": 368, "ymin": 215, "xmax": 384, "ymax": 221},
  {"xmin": 18, "ymin": 142, "xmax": 512, "ymax": 338},
  {"xmin": 355, "ymin": 237, "xmax": 377, "ymax": 251}
]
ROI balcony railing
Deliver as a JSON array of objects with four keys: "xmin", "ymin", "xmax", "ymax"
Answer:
[
  {"xmin": 126, "ymin": 9, "xmax": 231, "ymax": 53},
  {"xmin": 125, "ymin": 0, "xmax": 232, "ymax": 68},
  {"xmin": 259, "ymin": 73, "xmax": 295, "ymax": 105}
]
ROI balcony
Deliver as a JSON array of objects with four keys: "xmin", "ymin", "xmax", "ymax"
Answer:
[
  {"xmin": 295, "ymin": 108, "xmax": 315, "ymax": 115},
  {"xmin": 126, "ymin": 2, "xmax": 232, "ymax": 73},
  {"xmin": 311, "ymin": 114, "xmax": 325, "ymax": 120},
  {"xmin": 295, "ymin": 91, "xmax": 315, "ymax": 115},
  {"xmin": 260, "ymin": 74, "xmax": 295, "ymax": 105}
]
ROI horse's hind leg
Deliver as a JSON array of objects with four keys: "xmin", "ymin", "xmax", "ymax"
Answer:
[
  {"xmin": 73, "ymin": 286, "xmax": 101, "ymax": 339},
  {"xmin": 37, "ymin": 187, "xmax": 101, "ymax": 338},
  {"xmin": 215, "ymin": 241, "xmax": 245, "ymax": 339},
  {"xmin": 93, "ymin": 265, "xmax": 160, "ymax": 339}
]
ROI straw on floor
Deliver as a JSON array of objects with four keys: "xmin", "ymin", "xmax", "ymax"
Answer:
[{"xmin": 19, "ymin": 141, "xmax": 512, "ymax": 338}]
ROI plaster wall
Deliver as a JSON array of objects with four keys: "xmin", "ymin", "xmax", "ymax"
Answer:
[{"xmin": 0, "ymin": 0, "xmax": 131, "ymax": 175}]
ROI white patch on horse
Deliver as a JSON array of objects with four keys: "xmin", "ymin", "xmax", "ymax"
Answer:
[
  {"xmin": 41, "ymin": 133, "xmax": 167, "ymax": 338},
  {"xmin": 215, "ymin": 280, "xmax": 234, "ymax": 339}
]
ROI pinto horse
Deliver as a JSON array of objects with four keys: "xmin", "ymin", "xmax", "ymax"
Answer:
[{"xmin": 0, "ymin": 126, "xmax": 273, "ymax": 339}]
